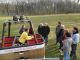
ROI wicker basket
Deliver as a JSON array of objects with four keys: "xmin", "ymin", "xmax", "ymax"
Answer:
[{"xmin": 0, "ymin": 44, "xmax": 45, "ymax": 60}]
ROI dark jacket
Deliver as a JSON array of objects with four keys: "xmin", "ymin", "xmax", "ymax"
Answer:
[
  {"xmin": 58, "ymin": 29, "xmax": 64, "ymax": 41},
  {"xmin": 38, "ymin": 25, "xmax": 50, "ymax": 37},
  {"xmin": 55, "ymin": 25, "xmax": 62, "ymax": 40},
  {"xmin": 38, "ymin": 25, "xmax": 43, "ymax": 35}
]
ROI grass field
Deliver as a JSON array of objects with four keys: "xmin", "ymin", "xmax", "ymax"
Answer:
[{"xmin": 0, "ymin": 14, "xmax": 80, "ymax": 60}]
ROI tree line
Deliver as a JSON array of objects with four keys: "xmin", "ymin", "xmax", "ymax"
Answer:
[{"xmin": 0, "ymin": 0, "xmax": 80, "ymax": 16}]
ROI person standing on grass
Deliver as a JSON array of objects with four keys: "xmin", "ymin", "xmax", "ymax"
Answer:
[
  {"xmin": 42, "ymin": 23, "xmax": 50, "ymax": 45},
  {"xmin": 62, "ymin": 31, "xmax": 72, "ymax": 60},
  {"xmin": 37, "ymin": 23, "xmax": 50, "ymax": 45},
  {"xmin": 70, "ymin": 27, "xmax": 80, "ymax": 60},
  {"xmin": 58, "ymin": 25, "xmax": 66, "ymax": 49},
  {"xmin": 55, "ymin": 21, "xmax": 64, "ymax": 45},
  {"xmin": 38, "ymin": 23, "xmax": 44, "ymax": 35}
]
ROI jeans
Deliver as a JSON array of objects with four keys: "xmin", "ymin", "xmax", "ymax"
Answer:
[
  {"xmin": 59, "ymin": 40, "xmax": 63, "ymax": 49},
  {"xmin": 56, "ymin": 37, "xmax": 59, "ymax": 44},
  {"xmin": 64, "ymin": 51, "xmax": 70, "ymax": 60},
  {"xmin": 44, "ymin": 36, "xmax": 48, "ymax": 45},
  {"xmin": 70, "ymin": 44, "xmax": 77, "ymax": 60}
]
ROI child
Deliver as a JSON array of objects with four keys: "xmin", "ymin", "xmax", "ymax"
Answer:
[{"xmin": 19, "ymin": 28, "xmax": 33, "ymax": 45}]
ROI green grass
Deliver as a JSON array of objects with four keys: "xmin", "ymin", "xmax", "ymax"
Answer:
[{"xmin": 0, "ymin": 14, "xmax": 80, "ymax": 60}]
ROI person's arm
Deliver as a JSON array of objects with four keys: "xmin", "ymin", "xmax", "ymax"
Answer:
[
  {"xmin": 24, "ymin": 32, "xmax": 33, "ymax": 40},
  {"xmin": 27, "ymin": 36, "xmax": 33, "ymax": 40},
  {"xmin": 62, "ymin": 40, "xmax": 66, "ymax": 49}
]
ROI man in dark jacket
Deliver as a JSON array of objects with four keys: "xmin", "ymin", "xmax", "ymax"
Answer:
[
  {"xmin": 55, "ymin": 21, "xmax": 64, "ymax": 44},
  {"xmin": 58, "ymin": 25, "xmax": 65, "ymax": 49},
  {"xmin": 38, "ymin": 23, "xmax": 50, "ymax": 45},
  {"xmin": 43, "ymin": 23, "xmax": 50, "ymax": 45}
]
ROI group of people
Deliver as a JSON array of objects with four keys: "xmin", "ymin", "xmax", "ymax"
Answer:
[
  {"xmin": 17, "ymin": 20, "xmax": 79, "ymax": 60},
  {"xmin": 18, "ymin": 22, "xmax": 50, "ymax": 46},
  {"xmin": 55, "ymin": 21, "xmax": 80, "ymax": 60},
  {"xmin": 37, "ymin": 23, "xmax": 50, "ymax": 45}
]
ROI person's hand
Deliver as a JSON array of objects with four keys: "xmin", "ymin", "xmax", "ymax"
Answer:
[{"xmin": 31, "ymin": 36, "xmax": 34, "ymax": 38}]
